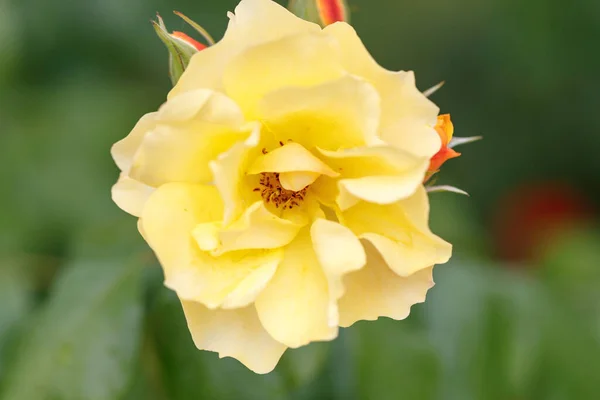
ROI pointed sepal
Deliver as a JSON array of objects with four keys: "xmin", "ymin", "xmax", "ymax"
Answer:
[
  {"xmin": 449, "ymin": 135, "xmax": 483, "ymax": 149},
  {"xmin": 426, "ymin": 185, "xmax": 470, "ymax": 196}
]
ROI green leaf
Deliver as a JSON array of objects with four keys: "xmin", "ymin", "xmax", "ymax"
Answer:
[
  {"xmin": 349, "ymin": 319, "xmax": 440, "ymax": 400},
  {"xmin": 538, "ymin": 226, "xmax": 600, "ymax": 309},
  {"xmin": 0, "ymin": 261, "xmax": 34, "ymax": 377},
  {"xmin": 425, "ymin": 261, "xmax": 600, "ymax": 400},
  {"xmin": 0, "ymin": 258, "xmax": 144, "ymax": 400},
  {"xmin": 424, "ymin": 263, "xmax": 503, "ymax": 399},
  {"xmin": 279, "ymin": 342, "xmax": 331, "ymax": 399},
  {"xmin": 148, "ymin": 289, "xmax": 289, "ymax": 400}
]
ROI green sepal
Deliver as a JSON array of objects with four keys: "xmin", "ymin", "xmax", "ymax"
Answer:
[
  {"xmin": 288, "ymin": 0, "xmax": 322, "ymax": 25},
  {"xmin": 152, "ymin": 14, "xmax": 199, "ymax": 86},
  {"xmin": 449, "ymin": 135, "xmax": 483, "ymax": 149},
  {"xmin": 426, "ymin": 185, "xmax": 470, "ymax": 196}
]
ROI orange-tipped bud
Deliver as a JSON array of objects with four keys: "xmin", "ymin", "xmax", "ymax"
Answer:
[
  {"xmin": 427, "ymin": 114, "xmax": 461, "ymax": 177},
  {"xmin": 153, "ymin": 12, "xmax": 214, "ymax": 85},
  {"xmin": 316, "ymin": 0, "xmax": 349, "ymax": 25},
  {"xmin": 288, "ymin": 0, "xmax": 349, "ymax": 27},
  {"xmin": 171, "ymin": 31, "xmax": 207, "ymax": 51}
]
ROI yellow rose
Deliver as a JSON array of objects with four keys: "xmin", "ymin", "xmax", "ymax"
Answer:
[{"xmin": 111, "ymin": 0, "xmax": 451, "ymax": 374}]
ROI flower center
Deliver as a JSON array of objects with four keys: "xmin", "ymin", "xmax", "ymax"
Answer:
[{"xmin": 254, "ymin": 172, "xmax": 308, "ymax": 210}]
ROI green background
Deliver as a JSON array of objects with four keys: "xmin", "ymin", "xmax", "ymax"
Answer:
[{"xmin": 1, "ymin": 0, "xmax": 600, "ymax": 398}]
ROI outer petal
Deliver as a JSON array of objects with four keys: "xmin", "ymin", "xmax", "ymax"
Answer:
[
  {"xmin": 340, "ymin": 186, "xmax": 451, "ymax": 277},
  {"xmin": 111, "ymin": 173, "xmax": 155, "ymax": 217},
  {"xmin": 141, "ymin": 182, "xmax": 282, "ymax": 309},
  {"xmin": 111, "ymin": 112, "xmax": 157, "ymax": 173},
  {"xmin": 223, "ymin": 32, "xmax": 344, "ymax": 118},
  {"xmin": 129, "ymin": 90, "xmax": 247, "ymax": 187},
  {"xmin": 169, "ymin": 0, "xmax": 319, "ymax": 98},
  {"xmin": 318, "ymin": 146, "xmax": 429, "ymax": 210},
  {"xmin": 168, "ymin": 40, "xmax": 233, "ymax": 96},
  {"xmin": 338, "ymin": 241, "xmax": 435, "ymax": 327},
  {"xmin": 224, "ymin": 0, "xmax": 320, "ymax": 46},
  {"xmin": 255, "ymin": 229, "xmax": 337, "ymax": 348},
  {"xmin": 258, "ymin": 75, "xmax": 381, "ymax": 151},
  {"xmin": 324, "ymin": 22, "xmax": 440, "ymax": 158},
  {"xmin": 181, "ymin": 301, "xmax": 286, "ymax": 374}
]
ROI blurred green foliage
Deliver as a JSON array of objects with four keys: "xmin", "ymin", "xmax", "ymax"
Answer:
[{"xmin": 1, "ymin": 0, "xmax": 600, "ymax": 399}]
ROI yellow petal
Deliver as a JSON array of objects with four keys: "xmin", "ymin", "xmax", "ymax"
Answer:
[
  {"xmin": 141, "ymin": 182, "xmax": 282, "ymax": 308},
  {"xmin": 169, "ymin": 0, "xmax": 320, "ymax": 99},
  {"xmin": 195, "ymin": 201, "xmax": 303, "ymax": 255},
  {"xmin": 359, "ymin": 232, "xmax": 448, "ymax": 277},
  {"xmin": 223, "ymin": 32, "xmax": 344, "ymax": 118},
  {"xmin": 318, "ymin": 146, "xmax": 429, "ymax": 209},
  {"xmin": 248, "ymin": 142, "xmax": 338, "ymax": 177},
  {"xmin": 255, "ymin": 229, "xmax": 337, "ymax": 348},
  {"xmin": 181, "ymin": 301, "xmax": 286, "ymax": 374},
  {"xmin": 111, "ymin": 112, "xmax": 157, "ymax": 173},
  {"xmin": 340, "ymin": 186, "xmax": 451, "ymax": 277},
  {"xmin": 310, "ymin": 219, "xmax": 366, "ymax": 300},
  {"xmin": 224, "ymin": 0, "xmax": 320, "ymax": 47},
  {"xmin": 141, "ymin": 182, "xmax": 223, "ymax": 269},
  {"xmin": 130, "ymin": 90, "xmax": 247, "ymax": 187},
  {"xmin": 210, "ymin": 123, "xmax": 262, "ymax": 225},
  {"xmin": 338, "ymin": 241, "xmax": 435, "ymax": 327},
  {"xmin": 309, "ymin": 175, "xmax": 339, "ymax": 207},
  {"xmin": 168, "ymin": 40, "xmax": 232, "ymax": 97},
  {"xmin": 337, "ymin": 173, "xmax": 426, "ymax": 210},
  {"xmin": 376, "ymin": 71, "xmax": 441, "ymax": 158},
  {"xmin": 192, "ymin": 222, "xmax": 221, "ymax": 252},
  {"xmin": 158, "ymin": 89, "xmax": 245, "ymax": 125},
  {"xmin": 324, "ymin": 23, "xmax": 440, "ymax": 158},
  {"xmin": 111, "ymin": 173, "xmax": 155, "ymax": 217},
  {"xmin": 279, "ymin": 171, "xmax": 321, "ymax": 192},
  {"xmin": 258, "ymin": 75, "xmax": 380, "ymax": 151}
]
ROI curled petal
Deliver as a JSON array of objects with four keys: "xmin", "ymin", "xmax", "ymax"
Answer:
[
  {"xmin": 338, "ymin": 241, "xmax": 435, "ymax": 327},
  {"xmin": 318, "ymin": 146, "xmax": 429, "ymax": 209},
  {"xmin": 158, "ymin": 89, "xmax": 244, "ymax": 125},
  {"xmin": 182, "ymin": 301, "xmax": 286, "ymax": 374},
  {"xmin": 340, "ymin": 186, "xmax": 451, "ymax": 277},
  {"xmin": 111, "ymin": 112, "xmax": 157, "ymax": 173},
  {"xmin": 111, "ymin": 173, "xmax": 155, "ymax": 217}
]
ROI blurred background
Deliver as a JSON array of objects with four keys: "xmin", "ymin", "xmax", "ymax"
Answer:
[{"xmin": 1, "ymin": 0, "xmax": 599, "ymax": 398}]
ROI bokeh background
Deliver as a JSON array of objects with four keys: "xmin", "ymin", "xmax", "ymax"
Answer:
[{"xmin": 1, "ymin": 0, "xmax": 600, "ymax": 398}]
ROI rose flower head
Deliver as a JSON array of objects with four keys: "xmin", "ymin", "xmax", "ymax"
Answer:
[{"xmin": 111, "ymin": 0, "xmax": 452, "ymax": 374}]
